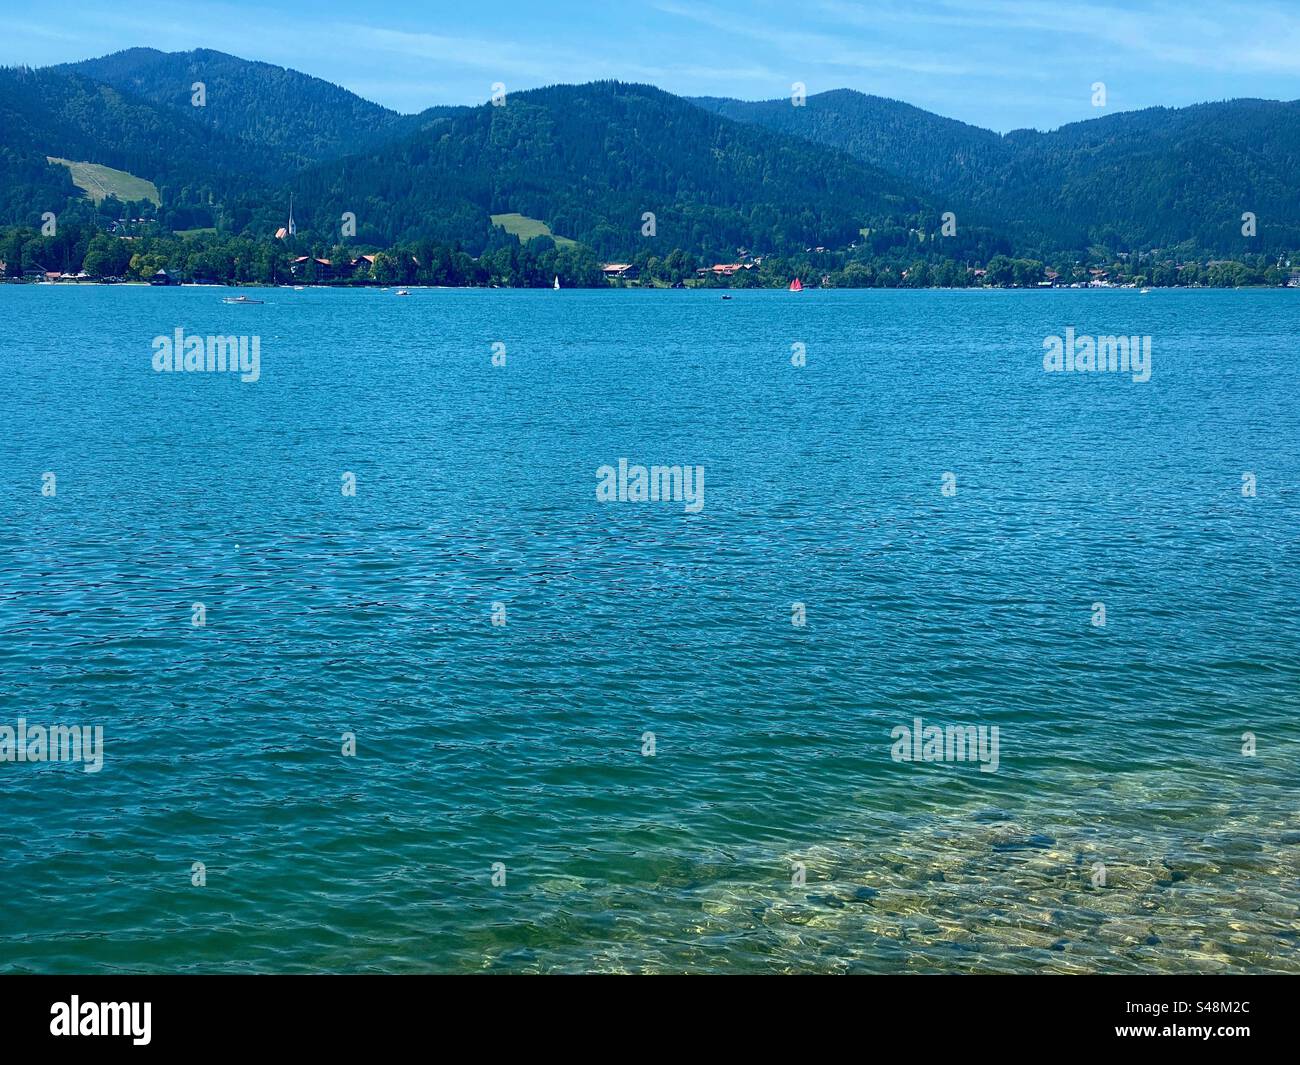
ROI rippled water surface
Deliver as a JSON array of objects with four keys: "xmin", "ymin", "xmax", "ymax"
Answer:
[{"xmin": 1, "ymin": 286, "xmax": 1297, "ymax": 973}]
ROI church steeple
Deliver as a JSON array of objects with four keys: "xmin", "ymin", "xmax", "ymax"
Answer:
[{"xmin": 276, "ymin": 196, "xmax": 298, "ymax": 241}]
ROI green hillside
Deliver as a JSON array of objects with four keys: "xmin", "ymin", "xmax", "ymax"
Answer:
[
  {"xmin": 60, "ymin": 48, "xmax": 418, "ymax": 168},
  {"xmin": 3, "ymin": 48, "xmax": 1299, "ymax": 266},
  {"xmin": 290, "ymin": 81, "xmax": 929, "ymax": 258},
  {"xmin": 694, "ymin": 90, "xmax": 1300, "ymax": 256},
  {"xmin": 0, "ymin": 65, "xmax": 277, "ymax": 231},
  {"xmin": 47, "ymin": 157, "xmax": 159, "ymax": 205},
  {"xmin": 490, "ymin": 213, "xmax": 577, "ymax": 247}
]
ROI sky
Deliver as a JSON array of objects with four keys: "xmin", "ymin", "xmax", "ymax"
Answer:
[{"xmin": 6, "ymin": 0, "xmax": 1300, "ymax": 132}]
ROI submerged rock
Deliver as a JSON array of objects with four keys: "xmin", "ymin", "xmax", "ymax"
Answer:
[
  {"xmin": 972, "ymin": 808, "xmax": 1014, "ymax": 823},
  {"xmin": 993, "ymin": 834, "xmax": 1057, "ymax": 852}
]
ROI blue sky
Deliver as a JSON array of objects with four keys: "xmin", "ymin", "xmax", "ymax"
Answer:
[{"xmin": 6, "ymin": 0, "xmax": 1300, "ymax": 131}]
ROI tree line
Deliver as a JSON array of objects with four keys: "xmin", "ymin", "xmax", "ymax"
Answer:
[{"xmin": 3, "ymin": 219, "xmax": 1293, "ymax": 289}]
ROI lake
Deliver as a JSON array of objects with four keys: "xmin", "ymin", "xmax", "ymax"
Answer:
[{"xmin": 1, "ymin": 285, "xmax": 1297, "ymax": 973}]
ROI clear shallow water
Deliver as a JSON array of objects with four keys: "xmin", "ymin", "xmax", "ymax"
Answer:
[{"xmin": 0, "ymin": 285, "xmax": 1297, "ymax": 974}]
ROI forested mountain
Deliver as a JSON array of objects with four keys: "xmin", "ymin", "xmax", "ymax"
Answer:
[
  {"xmin": 0, "ymin": 63, "xmax": 923, "ymax": 257},
  {"xmin": 694, "ymin": 90, "xmax": 1300, "ymax": 256},
  {"xmin": 58, "ymin": 48, "xmax": 438, "ymax": 168},
  {"xmin": 0, "ymin": 65, "xmax": 275, "ymax": 229},
  {"xmin": 288, "ymin": 81, "xmax": 930, "ymax": 257},
  {"xmin": 994, "ymin": 101, "xmax": 1300, "ymax": 255},
  {"xmin": 2, "ymin": 48, "xmax": 1298, "ymax": 267},
  {"xmin": 694, "ymin": 90, "xmax": 1009, "ymax": 201}
]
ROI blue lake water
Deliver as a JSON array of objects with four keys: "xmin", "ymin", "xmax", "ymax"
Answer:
[{"xmin": 1, "ymin": 285, "xmax": 1297, "ymax": 973}]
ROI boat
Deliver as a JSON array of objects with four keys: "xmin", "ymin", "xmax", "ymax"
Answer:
[
  {"xmin": 553, "ymin": 276, "xmax": 560, "ymax": 290},
  {"xmin": 395, "ymin": 289, "xmax": 410, "ymax": 296},
  {"xmin": 293, "ymin": 285, "xmax": 304, "ymax": 291},
  {"xmin": 789, "ymin": 277, "xmax": 803, "ymax": 292},
  {"xmin": 222, "ymin": 295, "xmax": 263, "ymax": 304},
  {"xmin": 721, "ymin": 295, "xmax": 732, "ymax": 300},
  {"xmin": 1140, "ymin": 287, "xmax": 1151, "ymax": 294}
]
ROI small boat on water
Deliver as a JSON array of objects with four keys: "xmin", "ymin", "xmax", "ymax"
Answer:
[
  {"xmin": 721, "ymin": 295, "xmax": 732, "ymax": 300},
  {"xmin": 789, "ymin": 277, "xmax": 803, "ymax": 292},
  {"xmin": 1140, "ymin": 287, "xmax": 1151, "ymax": 294},
  {"xmin": 222, "ymin": 295, "xmax": 263, "ymax": 304},
  {"xmin": 395, "ymin": 289, "xmax": 410, "ymax": 296},
  {"xmin": 293, "ymin": 285, "xmax": 305, "ymax": 291},
  {"xmin": 553, "ymin": 275, "xmax": 560, "ymax": 290}
]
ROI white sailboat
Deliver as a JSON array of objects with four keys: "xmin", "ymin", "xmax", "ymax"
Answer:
[{"xmin": 553, "ymin": 275, "xmax": 560, "ymax": 289}]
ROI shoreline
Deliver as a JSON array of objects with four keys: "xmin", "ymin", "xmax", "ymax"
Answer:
[{"xmin": 3, "ymin": 279, "xmax": 1296, "ymax": 291}]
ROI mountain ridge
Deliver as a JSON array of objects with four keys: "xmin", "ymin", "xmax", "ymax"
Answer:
[
  {"xmin": 283, "ymin": 79, "xmax": 931, "ymax": 256},
  {"xmin": 2, "ymin": 49, "xmax": 1297, "ymax": 266},
  {"xmin": 694, "ymin": 89, "xmax": 1300, "ymax": 255}
]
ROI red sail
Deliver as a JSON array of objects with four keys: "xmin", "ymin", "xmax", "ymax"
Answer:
[{"xmin": 789, "ymin": 277, "xmax": 803, "ymax": 291}]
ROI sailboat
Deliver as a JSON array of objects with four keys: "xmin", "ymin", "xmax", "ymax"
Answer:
[
  {"xmin": 789, "ymin": 277, "xmax": 803, "ymax": 292},
  {"xmin": 553, "ymin": 275, "xmax": 560, "ymax": 289}
]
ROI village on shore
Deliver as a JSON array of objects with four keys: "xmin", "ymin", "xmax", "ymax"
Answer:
[{"xmin": 4, "ymin": 211, "xmax": 1297, "ymax": 290}]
